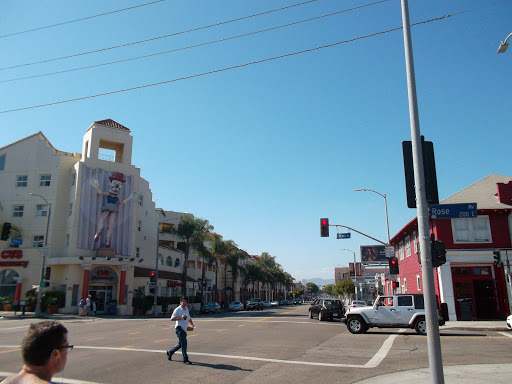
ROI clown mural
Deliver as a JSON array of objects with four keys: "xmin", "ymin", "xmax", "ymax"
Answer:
[{"xmin": 90, "ymin": 172, "xmax": 136, "ymax": 247}]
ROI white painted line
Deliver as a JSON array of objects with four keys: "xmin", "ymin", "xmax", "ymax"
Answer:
[
  {"xmin": 363, "ymin": 333, "xmax": 400, "ymax": 368},
  {"xmin": 499, "ymin": 332, "xmax": 512, "ymax": 339}
]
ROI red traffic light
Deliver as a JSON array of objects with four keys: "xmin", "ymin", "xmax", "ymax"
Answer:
[
  {"xmin": 321, "ymin": 219, "xmax": 327, "ymax": 225},
  {"xmin": 391, "ymin": 259, "xmax": 397, "ymax": 265},
  {"xmin": 150, "ymin": 272, "xmax": 155, "ymax": 277}
]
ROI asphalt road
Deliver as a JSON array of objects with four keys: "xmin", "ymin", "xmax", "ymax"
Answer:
[{"xmin": 1, "ymin": 305, "xmax": 511, "ymax": 384}]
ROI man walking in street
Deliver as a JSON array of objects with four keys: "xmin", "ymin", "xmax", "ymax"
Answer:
[{"xmin": 167, "ymin": 297, "xmax": 194, "ymax": 365}]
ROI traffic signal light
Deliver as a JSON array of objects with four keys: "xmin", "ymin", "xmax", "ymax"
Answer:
[
  {"xmin": 493, "ymin": 250, "xmax": 502, "ymax": 268},
  {"xmin": 320, "ymin": 218, "xmax": 329, "ymax": 237},
  {"xmin": 389, "ymin": 257, "xmax": 399, "ymax": 275},
  {"xmin": 44, "ymin": 267, "xmax": 51, "ymax": 281},
  {"xmin": 392, "ymin": 281, "xmax": 400, "ymax": 289},
  {"xmin": 1, "ymin": 222, "xmax": 11, "ymax": 241},
  {"xmin": 150, "ymin": 271, "xmax": 156, "ymax": 283},
  {"xmin": 431, "ymin": 239, "xmax": 447, "ymax": 268}
]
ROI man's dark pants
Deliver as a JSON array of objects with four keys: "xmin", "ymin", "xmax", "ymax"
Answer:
[{"xmin": 168, "ymin": 327, "xmax": 188, "ymax": 362}]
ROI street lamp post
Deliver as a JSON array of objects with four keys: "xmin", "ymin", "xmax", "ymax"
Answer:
[
  {"xmin": 340, "ymin": 248, "xmax": 357, "ymax": 300},
  {"xmin": 354, "ymin": 188, "xmax": 390, "ymax": 244},
  {"xmin": 497, "ymin": 32, "xmax": 511, "ymax": 53},
  {"xmin": 30, "ymin": 193, "xmax": 51, "ymax": 318}
]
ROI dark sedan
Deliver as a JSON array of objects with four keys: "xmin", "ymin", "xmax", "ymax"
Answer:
[{"xmin": 309, "ymin": 299, "xmax": 345, "ymax": 321}]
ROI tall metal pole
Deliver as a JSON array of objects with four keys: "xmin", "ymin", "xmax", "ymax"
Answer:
[
  {"xmin": 31, "ymin": 193, "xmax": 51, "ymax": 318},
  {"xmin": 401, "ymin": 1, "xmax": 444, "ymax": 382},
  {"xmin": 153, "ymin": 223, "xmax": 160, "ymax": 317}
]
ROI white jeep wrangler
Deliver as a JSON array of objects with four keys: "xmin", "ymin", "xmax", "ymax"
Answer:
[{"xmin": 344, "ymin": 294, "xmax": 445, "ymax": 335}]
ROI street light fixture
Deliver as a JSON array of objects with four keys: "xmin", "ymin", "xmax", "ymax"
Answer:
[
  {"xmin": 29, "ymin": 193, "xmax": 51, "ymax": 318},
  {"xmin": 354, "ymin": 188, "xmax": 391, "ymax": 244},
  {"xmin": 497, "ymin": 32, "xmax": 511, "ymax": 53},
  {"xmin": 340, "ymin": 248, "xmax": 358, "ymax": 300}
]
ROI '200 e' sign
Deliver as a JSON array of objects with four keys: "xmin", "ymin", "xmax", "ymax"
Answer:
[{"xmin": 429, "ymin": 203, "xmax": 477, "ymax": 219}]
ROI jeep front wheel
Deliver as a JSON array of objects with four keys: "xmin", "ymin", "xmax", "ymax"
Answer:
[
  {"xmin": 318, "ymin": 312, "xmax": 324, "ymax": 321},
  {"xmin": 414, "ymin": 317, "xmax": 427, "ymax": 335},
  {"xmin": 346, "ymin": 316, "xmax": 368, "ymax": 334}
]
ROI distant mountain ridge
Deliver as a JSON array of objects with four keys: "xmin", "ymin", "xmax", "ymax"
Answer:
[{"xmin": 301, "ymin": 278, "xmax": 334, "ymax": 286}]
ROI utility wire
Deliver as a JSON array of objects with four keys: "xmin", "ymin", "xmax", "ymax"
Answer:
[
  {"xmin": 0, "ymin": 14, "xmax": 454, "ymax": 115},
  {"xmin": 0, "ymin": 0, "xmax": 166, "ymax": 38},
  {"xmin": 0, "ymin": 0, "xmax": 389, "ymax": 84},
  {"xmin": 0, "ymin": 0, "xmax": 318, "ymax": 71}
]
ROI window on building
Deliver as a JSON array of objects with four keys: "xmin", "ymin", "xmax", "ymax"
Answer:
[
  {"xmin": 138, "ymin": 195, "xmax": 143, "ymax": 207},
  {"xmin": 137, "ymin": 221, "xmax": 142, "ymax": 232},
  {"xmin": 399, "ymin": 241, "xmax": 404, "ymax": 260},
  {"xmin": 16, "ymin": 175, "xmax": 28, "ymax": 187},
  {"xmin": 161, "ymin": 287, "xmax": 168, "ymax": 297},
  {"xmin": 36, "ymin": 204, "xmax": 49, "ymax": 217},
  {"xmin": 13, "ymin": 205, "xmax": 24, "ymax": 217},
  {"xmin": 66, "ymin": 234, "xmax": 70, "ymax": 247},
  {"xmin": 98, "ymin": 148, "xmax": 116, "ymax": 162},
  {"xmin": 160, "ymin": 223, "xmax": 175, "ymax": 234},
  {"xmin": 68, "ymin": 203, "xmax": 73, "ymax": 216},
  {"xmin": 174, "ymin": 259, "xmax": 181, "ymax": 268},
  {"xmin": 166, "ymin": 256, "xmax": 173, "ymax": 266},
  {"xmin": 33, "ymin": 235, "xmax": 44, "ymax": 248},
  {"xmin": 405, "ymin": 236, "xmax": 411, "ymax": 257},
  {"xmin": 413, "ymin": 232, "xmax": 418, "ymax": 254},
  {"xmin": 416, "ymin": 275, "xmax": 421, "ymax": 291},
  {"xmin": 71, "ymin": 172, "xmax": 76, "ymax": 186},
  {"xmin": 158, "ymin": 254, "xmax": 164, "ymax": 266},
  {"xmin": 403, "ymin": 278, "xmax": 407, "ymax": 292},
  {"xmin": 0, "ymin": 154, "xmax": 5, "ymax": 170},
  {"xmin": 39, "ymin": 174, "xmax": 51, "ymax": 187},
  {"xmin": 135, "ymin": 247, "xmax": 140, "ymax": 258},
  {"xmin": 452, "ymin": 216, "xmax": 491, "ymax": 243}
]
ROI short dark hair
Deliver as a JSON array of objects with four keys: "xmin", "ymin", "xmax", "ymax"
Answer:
[
  {"xmin": 21, "ymin": 321, "xmax": 68, "ymax": 366},
  {"xmin": 180, "ymin": 297, "xmax": 187, "ymax": 303}
]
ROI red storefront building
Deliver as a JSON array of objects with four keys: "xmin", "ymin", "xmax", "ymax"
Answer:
[{"xmin": 389, "ymin": 174, "xmax": 512, "ymax": 321}]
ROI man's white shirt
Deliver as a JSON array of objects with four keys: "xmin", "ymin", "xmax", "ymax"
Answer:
[{"xmin": 171, "ymin": 306, "xmax": 190, "ymax": 332}]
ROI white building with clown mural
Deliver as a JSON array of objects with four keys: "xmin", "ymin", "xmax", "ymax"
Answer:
[{"xmin": 0, "ymin": 119, "xmax": 205, "ymax": 315}]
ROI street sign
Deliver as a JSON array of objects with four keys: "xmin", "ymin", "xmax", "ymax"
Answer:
[
  {"xmin": 385, "ymin": 246, "xmax": 394, "ymax": 258},
  {"xmin": 337, "ymin": 233, "xmax": 351, "ymax": 239},
  {"xmin": 429, "ymin": 203, "xmax": 477, "ymax": 219},
  {"xmin": 43, "ymin": 247, "xmax": 49, "ymax": 256},
  {"xmin": 10, "ymin": 238, "xmax": 22, "ymax": 245}
]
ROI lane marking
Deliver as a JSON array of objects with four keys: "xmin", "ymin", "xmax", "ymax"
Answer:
[
  {"xmin": 363, "ymin": 333, "xmax": 400, "ymax": 368},
  {"xmin": 188, "ymin": 334, "xmax": 198, "ymax": 337},
  {"xmin": 161, "ymin": 327, "xmax": 173, "ymax": 330},
  {"xmin": 129, "ymin": 332, "xmax": 141, "ymax": 335},
  {"xmin": 120, "ymin": 346, "xmax": 134, "ymax": 349},
  {"xmin": 0, "ymin": 348, "xmax": 20, "ymax": 354},
  {"xmin": 238, "ymin": 324, "xmax": 246, "ymax": 327},
  {"xmin": 87, "ymin": 337, "xmax": 104, "ymax": 341},
  {"xmin": 499, "ymin": 332, "xmax": 512, "ymax": 339},
  {"xmin": 280, "ymin": 308, "xmax": 302, "ymax": 316},
  {"xmin": 253, "ymin": 317, "xmax": 272, "ymax": 323},
  {"xmin": 153, "ymin": 339, "xmax": 169, "ymax": 343},
  {"xmin": 216, "ymin": 329, "xmax": 228, "ymax": 332}
]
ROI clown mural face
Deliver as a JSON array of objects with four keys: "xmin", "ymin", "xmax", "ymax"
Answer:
[{"xmin": 90, "ymin": 172, "xmax": 135, "ymax": 247}]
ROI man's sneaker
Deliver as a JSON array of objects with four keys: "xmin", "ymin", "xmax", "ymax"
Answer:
[
  {"xmin": 183, "ymin": 360, "xmax": 192, "ymax": 365},
  {"xmin": 167, "ymin": 351, "xmax": 173, "ymax": 361}
]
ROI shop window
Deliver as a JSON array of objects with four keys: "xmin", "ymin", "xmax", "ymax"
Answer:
[
  {"xmin": 39, "ymin": 174, "xmax": 51, "ymax": 187},
  {"xmin": 17, "ymin": 175, "xmax": 28, "ymax": 187}
]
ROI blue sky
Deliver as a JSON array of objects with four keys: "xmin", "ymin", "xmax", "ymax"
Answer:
[{"xmin": 1, "ymin": 0, "xmax": 511, "ymax": 281}]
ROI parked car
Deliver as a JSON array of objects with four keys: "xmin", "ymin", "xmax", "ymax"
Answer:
[
  {"xmin": 507, "ymin": 314, "xmax": 512, "ymax": 330},
  {"xmin": 292, "ymin": 299, "xmax": 302, "ymax": 305},
  {"xmin": 229, "ymin": 301, "xmax": 243, "ymax": 311},
  {"xmin": 270, "ymin": 300, "xmax": 279, "ymax": 306},
  {"xmin": 344, "ymin": 294, "xmax": 445, "ymax": 335},
  {"xmin": 347, "ymin": 300, "xmax": 368, "ymax": 313},
  {"xmin": 309, "ymin": 299, "xmax": 345, "ymax": 321},
  {"xmin": 246, "ymin": 298, "xmax": 264, "ymax": 310},
  {"xmin": 203, "ymin": 302, "xmax": 221, "ymax": 314},
  {"xmin": 263, "ymin": 301, "xmax": 271, "ymax": 307}
]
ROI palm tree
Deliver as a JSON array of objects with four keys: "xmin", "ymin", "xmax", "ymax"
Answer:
[
  {"xmin": 256, "ymin": 252, "xmax": 277, "ymax": 300},
  {"xmin": 173, "ymin": 215, "xmax": 213, "ymax": 298},
  {"xmin": 209, "ymin": 234, "xmax": 233, "ymax": 304},
  {"xmin": 193, "ymin": 236, "xmax": 215, "ymax": 311},
  {"xmin": 226, "ymin": 248, "xmax": 246, "ymax": 302},
  {"xmin": 244, "ymin": 263, "xmax": 261, "ymax": 299}
]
